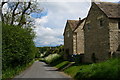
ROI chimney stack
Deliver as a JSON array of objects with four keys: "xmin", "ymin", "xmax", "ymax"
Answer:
[{"xmin": 79, "ymin": 17, "xmax": 81, "ymax": 21}]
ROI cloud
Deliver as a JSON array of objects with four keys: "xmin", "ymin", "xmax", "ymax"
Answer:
[
  {"xmin": 2, "ymin": 1, "xmax": 119, "ymax": 47},
  {"xmin": 41, "ymin": 2, "xmax": 91, "ymax": 27},
  {"xmin": 2, "ymin": 3, "xmax": 8, "ymax": 14},
  {"xmin": 33, "ymin": 0, "xmax": 119, "ymax": 47},
  {"xmin": 33, "ymin": 1, "xmax": 91, "ymax": 47},
  {"xmin": 33, "ymin": 16, "xmax": 63, "ymax": 47}
]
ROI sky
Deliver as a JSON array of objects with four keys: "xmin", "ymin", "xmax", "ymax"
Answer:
[
  {"xmin": 2, "ymin": 0, "xmax": 119, "ymax": 47},
  {"xmin": 31, "ymin": 0, "xmax": 120, "ymax": 47},
  {"xmin": 32, "ymin": 1, "xmax": 91, "ymax": 47}
]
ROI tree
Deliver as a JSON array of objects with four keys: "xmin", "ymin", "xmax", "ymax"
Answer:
[
  {"xmin": 2, "ymin": 23, "xmax": 37, "ymax": 69},
  {"xmin": 2, "ymin": 1, "xmax": 43, "ymax": 27}
]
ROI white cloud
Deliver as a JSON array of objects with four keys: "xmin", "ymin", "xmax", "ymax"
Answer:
[
  {"xmin": 2, "ymin": 3, "xmax": 8, "ymax": 14},
  {"xmin": 35, "ymin": 16, "xmax": 48, "ymax": 24},
  {"xmin": 33, "ymin": 2, "xmax": 91, "ymax": 47},
  {"xmin": 33, "ymin": 16, "xmax": 63, "ymax": 46},
  {"xmin": 34, "ymin": 0, "xmax": 120, "ymax": 47},
  {"xmin": 2, "ymin": 1, "xmax": 119, "ymax": 47}
]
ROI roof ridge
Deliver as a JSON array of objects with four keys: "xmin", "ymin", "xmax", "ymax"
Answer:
[
  {"xmin": 73, "ymin": 18, "xmax": 86, "ymax": 31},
  {"xmin": 95, "ymin": 2, "xmax": 119, "ymax": 4},
  {"xmin": 67, "ymin": 20, "xmax": 79, "ymax": 21},
  {"xmin": 95, "ymin": 2, "xmax": 120, "ymax": 18}
]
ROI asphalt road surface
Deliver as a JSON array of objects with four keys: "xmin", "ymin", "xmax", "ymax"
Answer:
[{"xmin": 14, "ymin": 61, "xmax": 72, "ymax": 80}]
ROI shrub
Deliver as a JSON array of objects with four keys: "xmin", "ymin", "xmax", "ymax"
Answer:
[
  {"xmin": 74, "ymin": 58, "xmax": 120, "ymax": 80},
  {"xmin": 44, "ymin": 48, "xmax": 52, "ymax": 57},
  {"xmin": 35, "ymin": 48, "xmax": 40, "ymax": 58},
  {"xmin": 44, "ymin": 53, "xmax": 62, "ymax": 64},
  {"xmin": 2, "ymin": 60, "xmax": 34, "ymax": 79},
  {"xmin": 72, "ymin": 54, "xmax": 82, "ymax": 64},
  {"xmin": 2, "ymin": 24, "xmax": 36, "ymax": 70}
]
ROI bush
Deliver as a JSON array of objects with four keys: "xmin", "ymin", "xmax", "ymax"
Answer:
[
  {"xmin": 74, "ymin": 58, "xmax": 120, "ymax": 79},
  {"xmin": 35, "ymin": 48, "xmax": 40, "ymax": 58},
  {"xmin": 44, "ymin": 53, "xmax": 62, "ymax": 64},
  {"xmin": 2, "ymin": 24, "xmax": 36, "ymax": 70},
  {"xmin": 72, "ymin": 54, "xmax": 83, "ymax": 64},
  {"xmin": 2, "ymin": 60, "xmax": 34, "ymax": 79}
]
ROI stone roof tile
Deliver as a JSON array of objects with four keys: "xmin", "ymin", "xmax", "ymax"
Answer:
[
  {"xmin": 96, "ymin": 2, "xmax": 120, "ymax": 18},
  {"xmin": 67, "ymin": 20, "xmax": 79, "ymax": 31}
]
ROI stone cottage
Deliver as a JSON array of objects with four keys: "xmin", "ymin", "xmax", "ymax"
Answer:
[
  {"xmin": 73, "ymin": 18, "xmax": 86, "ymax": 55},
  {"xmin": 63, "ymin": 18, "xmax": 85, "ymax": 60},
  {"xmin": 83, "ymin": 2, "xmax": 120, "ymax": 63}
]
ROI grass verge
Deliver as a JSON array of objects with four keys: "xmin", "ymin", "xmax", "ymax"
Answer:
[
  {"xmin": 74, "ymin": 58, "xmax": 119, "ymax": 79},
  {"xmin": 53, "ymin": 58, "xmax": 119, "ymax": 80},
  {"xmin": 2, "ymin": 60, "xmax": 35, "ymax": 80},
  {"xmin": 54, "ymin": 61, "xmax": 70, "ymax": 70},
  {"xmin": 63, "ymin": 58, "xmax": 119, "ymax": 79}
]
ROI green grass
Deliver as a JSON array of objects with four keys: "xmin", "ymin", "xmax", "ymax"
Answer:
[
  {"xmin": 65, "ymin": 58, "xmax": 119, "ymax": 80},
  {"xmin": 39, "ymin": 56, "xmax": 119, "ymax": 80},
  {"xmin": 55, "ymin": 61, "xmax": 70, "ymax": 70},
  {"xmin": 2, "ymin": 60, "xmax": 34, "ymax": 80},
  {"xmin": 64, "ymin": 64, "xmax": 88, "ymax": 77},
  {"xmin": 39, "ymin": 58, "xmax": 45, "ymax": 62}
]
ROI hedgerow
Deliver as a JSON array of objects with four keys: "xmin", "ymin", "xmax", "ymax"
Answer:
[
  {"xmin": 2, "ymin": 24, "xmax": 36, "ymax": 71},
  {"xmin": 44, "ymin": 53, "xmax": 62, "ymax": 64}
]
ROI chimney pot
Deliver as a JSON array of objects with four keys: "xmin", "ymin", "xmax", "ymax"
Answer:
[{"xmin": 79, "ymin": 17, "xmax": 81, "ymax": 20}]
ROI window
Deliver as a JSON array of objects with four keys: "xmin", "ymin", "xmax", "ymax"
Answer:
[
  {"xmin": 91, "ymin": 53, "xmax": 97, "ymax": 63},
  {"xmin": 99, "ymin": 19, "xmax": 103, "ymax": 27},
  {"xmin": 117, "ymin": 45, "xmax": 120, "ymax": 51},
  {"xmin": 118, "ymin": 22, "xmax": 120, "ymax": 29},
  {"xmin": 87, "ymin": 23, "xmax": 90, "ymax": 30},
  {"xmin": 108, "ymin": 52, "xmax": 111, "ymax": 58},
  {"xmin": 67, "ymin": 31, "xmax": 70, "ymax": 37}
]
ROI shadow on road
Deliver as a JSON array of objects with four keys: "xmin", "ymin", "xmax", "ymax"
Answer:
[
  {"xmin": 45, "ymin": 69, "xmax": 58, "ymax": 71},
  {"xmin": 42, "ymin": 62, "xmax": 59, "ymax": 71},
  {"xmin": 12, "ymin": 78, "xmax": 74, "ymax": 80},
  {"xmin": 43, "ymin": 64, "xmax": 51, "ymax": 67}
]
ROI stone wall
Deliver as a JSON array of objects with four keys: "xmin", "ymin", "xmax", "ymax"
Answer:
[
  {"xmin": 73, "ymin": 32, "xmax": 77, "ymax": 54},
  {"xmin": 84, "ymin": 3, "xmax": 110, "ymax": 63},
  {"xmin": 109, "ymin": 19, "xmax": 120, "ymax": 51},
  {"xmin": 64, "ymin": 3, "xmax": 120, "ymax": 62},
  {"xmin": 109, "ymin": 19, "xmax": 120, "ymax": 57},
  {"xmin": 74, "ymin": 20, "xmax": 85, "ymax": 54},
  {"xmin": 64, "ymin": 25, "xmax": 73, "ymax": 60}
]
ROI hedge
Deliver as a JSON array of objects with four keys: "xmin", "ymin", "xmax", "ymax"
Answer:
[{"xmin": 2, "ymin": 24, "xmax": 36, "ymax": 70}]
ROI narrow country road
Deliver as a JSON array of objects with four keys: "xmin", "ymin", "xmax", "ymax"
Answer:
[{"xmin": 14, "ymin": 61, "xmax": 72, "ymax": 80}]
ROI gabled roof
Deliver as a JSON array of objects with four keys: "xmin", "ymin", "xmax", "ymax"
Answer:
[
  {"xmin": 73, "ymin": 18, "xmax": 86, "ymax": 31},
  {"xmin": 95, "ymin": 2, "xmax": 120, "ymax": 18},
  {"xmin": 63, "ymin": 20, "xmax": 79, "ymax": 35},
  {"xmin": 67, "ymin": 20, "xmax": 79, "ymax": 31}
]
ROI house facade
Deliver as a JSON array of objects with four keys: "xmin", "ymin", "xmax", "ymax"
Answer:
[
  {"xmin": 63, "ymin": 18, "xmax": 85, "ymax": 60},
  {"xmin": 63, "ymin": 20, "xmax": 79, "ymax": 60},
  {"xmin": 83, "ymin": 2, "xmax": 120, "ymax": 63},
  {"xmin": 73, "ymin": 19, "xmax": 86, "ymax": 55}
]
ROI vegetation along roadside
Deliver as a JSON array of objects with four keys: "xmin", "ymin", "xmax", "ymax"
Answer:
[{"xmin": 38, "ymin": 46, "xmax": 119, "ymax": 80}]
